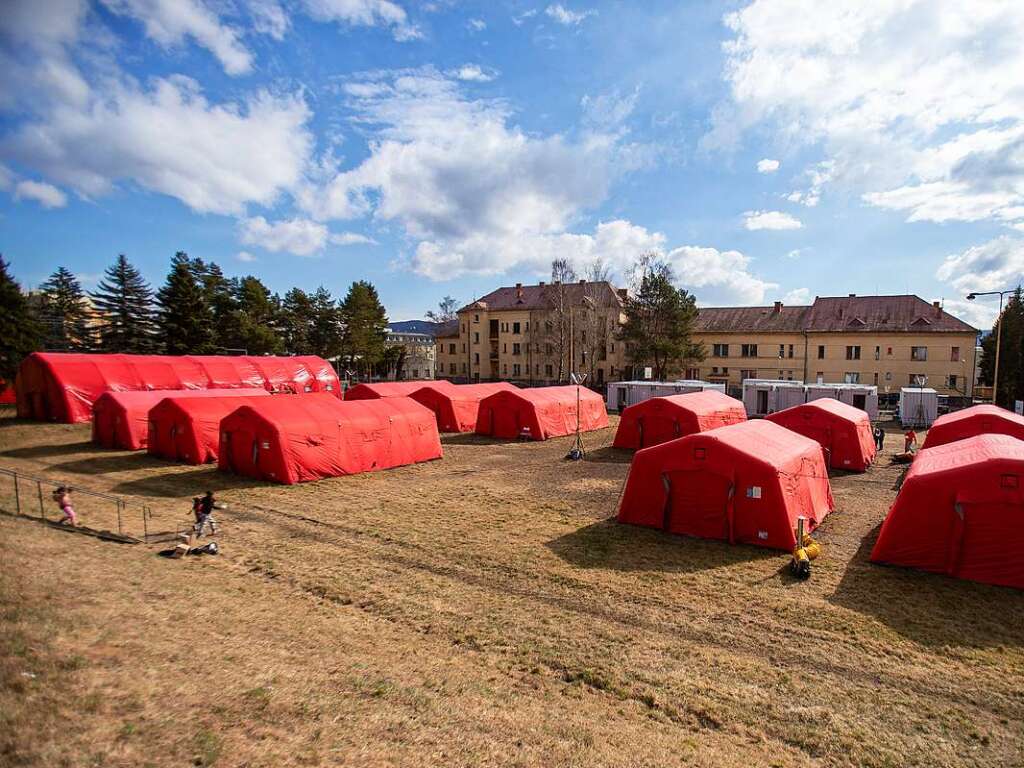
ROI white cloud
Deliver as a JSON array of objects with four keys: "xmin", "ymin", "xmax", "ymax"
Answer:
[
  {"xmin": 782, "ymin": 287, "xmax": 810, "ymax": 304},
  {"xmin": 756, "ymin": 158, "xmax": 779, "ymax": 173},
  {"xmin": 512, "ymin": 9, "xmax": 537, "ymax": 26},
  {"xmin": 330, "ymin": 232, "xmax": 378, "ymax": 246},
  {"xmin": 0, "ymin": 163, "xmax": 13, "ymax": 191},
  {"xmin": 743, "ymin": 210, "xmax": 802, "ymax": 231},
  {"xmin": 545, "ymin": 4, "xmax": 594, "ymax": 25},
  {"xmin": 666, "ymin": 245, "xmax": 778, "ymax": 305},
  {"xmin": 5, "ymin": 76, "xmax": 313, "ymax": 215},
  {"xmin": 936, "ymin": 236, "xmax": 1024, "ymax": 295},
  {"xmin": 14, "ymin": 179, "xmax": 67, "ymax": 208},
  {"xmin": 301, "ymin": 68, "xmax": 644, "ymax": 278},
  {"xmin": 451, "ymin": 64, "xmax": 496, "ymax": 83},
  {"xmin": 710, "ymin": 1, "xmax": 1024, "ymax": 229},
  {"xmin": 99, "ymin": 0, "xmax": 254, "ymax": 75},
  {"xmin": 467, "ymin": 18, "xmax": 486, "ymax": 32},
  {"xmin": 942, "ymin": 298, "xmax": 995, "ymax": 331},
  {"xmin": 301, "ymin": 0, "xmax": 420, "ymax": 41},
  {"xmin": 785, "ymin": 249, "xmax": 801, "ymax": 259},
  {"xmin": 248, "ymin": 0, "xmax": 289, "ymax": 39},
  {"xmin": 236, "ymin": 250, "xmax": 257, "ymax": 262},
  {"xmin": 239, "ymin": 216, "xmax": 329, "ymax": 256}
]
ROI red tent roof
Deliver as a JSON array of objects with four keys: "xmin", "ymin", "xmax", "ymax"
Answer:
[
  {"xmin": 921, "ymin": 404, "xmax": 1024, "ymax": 449},
  {"xmin": 217, "ymin": 394, "xmax": 442, "ymax": 484},
  {"xmin": 15, "ymin": 353, "xmax": 340, "ymax": 423},
  {"xmin": 618, "ymin": 420, "xmax": 834, "ymax": 551},
  {"xmin": 147, "ymin": 393, "xmax": 274, "ymax": 465},
  {"xmin": 92, "ymin": 388, "xmax": 268, "ymax": 451},
  {"xmin": 871, "ymin": 434, "xmax": 1024, "ymax": 589},
  {"xmin": 409, "ymin": 382, "xmax": 518, "ymax": 433},
  {"xmin": 613, "ymin": 390, "xmax": 746, "ymax": 450},
  {"xmin": 476, "ymin": 385, "xmax": 608, "ymax": 440},
  {"xmin": 344, "ymin": 380, "xmax": 457, "ymax": 400},
  {"xmin": 766, "ymin": 398, "xmax": 877, "ymax": 471}
]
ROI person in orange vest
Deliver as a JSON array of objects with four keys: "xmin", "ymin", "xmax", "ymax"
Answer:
[{"xmin": 904, "ymin": 428, "xmax": 918, "ymax": 453}]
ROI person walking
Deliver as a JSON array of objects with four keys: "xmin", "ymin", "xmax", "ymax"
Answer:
[
  {"xmin": 874, "ymin": 425, "xmax": 885, "ymax": 452},
  {"xmin": 904, "ymin": 428, "xmax": 918, "ymax": 454},
  {"xmin": 53, "ymin": 486, "xmax": 78, "ymax": 526},
  {"xmin": 194, "ymin": 490, "xmax": 218, "ymax": 537}
]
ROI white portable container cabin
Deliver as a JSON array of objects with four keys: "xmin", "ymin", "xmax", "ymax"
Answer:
[
  {"xmin": 741, "ymin": 379, "xmax": 806, "ymax": 417},
  {"xmin": 899, "ymin": 387, "xmax": 938, "ymax": 428},
  {"xmin": 606, "ymin": 380, "xmax": 726, "ymax": 412},
  {"xmin": 804, "ymin": 383, "xmax": 879, "ymax": 420}
]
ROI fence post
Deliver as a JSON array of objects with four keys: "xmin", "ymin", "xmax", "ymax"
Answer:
[
  {"xmin": 116, "ymin": 500, "xmax": 123, "ymax": 536},
  {"xmin": 14, "ymin": 475, "xmax": 21, "ymax": 516},
  {"xmin": 142, "ymin": 505, "xmax": 149, "ymax": 542},
  {"xmin": 36, "ymin": 480, "xmax": 45, "ymax": 520}
]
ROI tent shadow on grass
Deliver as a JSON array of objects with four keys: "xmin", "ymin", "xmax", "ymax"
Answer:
[
  {"xmin": 582, "ymin": 446, "xmax": 632, "ymax": 464},
  {"xmin": 49, "ymin": 452, "xmax": 172, "ymax": 475},
  {"xmin": 2, "ymin": 441, "xmax": 97, "ymax": 459},
  {"xmin": 828, "ymin": 523, "xmax": 1024, "ymax": 649},
  {"xmin": 546, "ymin": 517, "xmax": 779, "ymax": 574},
  {"xmin": 111, "ymin": 467, "xmax": 269, "ymax": 498},
  {"xmin": 440, "ymin": 433, "xmax": 506, "ymax": 447}
]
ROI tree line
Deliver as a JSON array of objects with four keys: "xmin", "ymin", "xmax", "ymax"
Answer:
[
  {"xmin": 0, "ymin": 253, "xmax": 391, "ymax": 386},
  {"xmin": 979, "ymin": 287, "xmax": 1024, "ymax": 408}
]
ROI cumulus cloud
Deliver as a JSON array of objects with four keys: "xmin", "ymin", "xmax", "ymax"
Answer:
[
  {"xmin": 782, "ymin": 287, "xmax": 810, "ymax": 304},
  {"xmin": 301, "ymin": 68, "xmax": 647, "ymax": 278},
  {"xmin": 936, "ymin": 236, "xmax": 1024, "ymax": 295},
  {"xmin": 451, "ymin": 64, "xmax": 496, "ymax": 83},
  {"xmin": 756, "ymin": 158, "xmax": 779, "ymax": 173},
  {"xmin": 330, "ymin": 231, "xmax": 378, "ymax": 246},
  {"xmin": 239, "ymin": 216, "xmax": 328, "ymax": 256},
  {"xmin": 236, "ymin": 250, "xmax": 257, "ymax": 262},
  {"xmin": 248, "ymin": 0, "xmax": 289, "ymax": 39},
  {"xmin": 545, "ymin": 4, "xmax": 594, "ymax": 25},
  {"xmin": 710, "ymin": 1, "xmax": 1024, "ymax": 229},
  {"xmin": 665, "ymin": 246, "xmax": 778, "ymax": 305},
  {"xmin": 99, "ymin": 0, "xmax": 254, "ymax": 75},
  {"xmin": 301, "ymin": 0, "xmax": 420, "ymax": 41},
  {"xmin": 743, "ymin": 210, "xmax": 802, "ymax": 231},
  {"xmin": 14, "ymin": 179, "xmax": 67, "ymax": 208},
  {"xmin": 466, "ymin": 18, "xmax": 486, "ymax": 32},
  {"xmin": 942, "ymin": 298, "xmax": 996, "ymax": 331}
]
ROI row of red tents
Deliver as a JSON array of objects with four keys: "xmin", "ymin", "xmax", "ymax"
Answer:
[{"xmin": 870, "ymin": 405, "xmax": 1024, "ymax": 590}]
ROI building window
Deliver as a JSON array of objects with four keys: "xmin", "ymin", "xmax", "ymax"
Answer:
[
  {"xmin": 501, "ymin": 322, "xmax": 509, "ymax": 332},
  {"xmin": 846, "ymin": 345, "xmax": 861, "ymax": 360},
  {"xmin": 473, "ymin": 332, "xmax": 480, "ymax": 343},
  {"xmin": 740, "ymin": 369, "xmax": 757, "ymax": 381},
  {"xmin": 911, "ymin": 346, "xmax": 928, "ymax": 361},
  {"xmin": 711, "ymin": 366, "xmax": 729, "ymax": 376},
  {"xmin": 513, "ymin": 321, "xmax": 521, "ymax": 334},
  {"xmin": 909, "ymin": 374, "xmax": 927, "ymax": 385},
  {"xmin": 713, "ymin": 343, "xmax": 729, "ymax": 357},
  {"xmin": 546, "ymin": 343, "xmax": 554, "ymax": 355},
  {"xmin": 887, "ymin": 347, "xmax": 893, "ymax": 356},
  {"xmin": 685, "ymin": 367, "xmax": 699, "ymax": 379},
  {"xmin": 948, "ymin": 374, "xmax": 958, "ymax": 389},
  {"xmin": 778, "ymin": 371, "xmax": 785, "ymax": 379},
  {"xmin": 873, "ymin": 372, "xmax": 879, "ymax": 385},
  {"xmin": 525, "ymin": 322, "xmax": 530, "ymax": 332},
  {"xmin": 610, "ymin": 343, "xmax": 615, "ymax": 353},
  {"xmin": 874, "ymin": 346, "xmax": 880, "ymax": 361},
  {"xmin": 448, "ymin": 343, "xmax": 456, "ymax": 354},
  {"xmin": 885, "ymin": 371, "xmax": 892, "ymax": 381},
  {"xmin": 545, "ymin": 364, "xmax": 553, "ymax": 377},
  {"xmin": 513, "ymin": 363, "xmax": 521, "ymax": 376},
  {"xmin": 503, "ymin": 343, "xmax": 507, "ymax": 353},
  {"xmin": 449, "ymin": 363, "xmax": 456, "ymax": 374},
  {"xmin": 788, "ymin": 345, "xmax": 794, "ymax": 358},
  {"xmin": 461, "ymin": 343, "xmax": 466, "ymax": 353},
  {"xmin": 817, "ymin": 345, "xmax": 825, "ymax": 359},
  {"xmin": 844, "ymin": 372, "xmax": 860, "ymax": 384},
  {"xmin": 951, "ymin": 346, "xmax": 960, "ymax": 362},
  {"xmin": 473, "ymin": 314, "xmax": 479, "ymax": 323},
  {"xmin": 778, "ymin": 344, "xmax": 785, "ymax": 359},
  {"xmin": 740, "ymin": 344, "xmax": 758, "ymax": 358},
  {"xmin": 412, "ymin": 369, "xmax": 419, "ymax": 379},
  {"xmin": 535, "ymin": 364, "xmax": 540, "ymax": 374},
  {"xmin": 461, "ymin": 363, "xmax": 467, "ymax": 373},
  {"xmin": 474, "ymin": 353, "xmax": 480, "ymax": 364},
  {"xmin": 512, "ymin": 343, "xmax": 521, "ymax": 355}
]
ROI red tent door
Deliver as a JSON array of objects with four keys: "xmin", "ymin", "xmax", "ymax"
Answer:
[
  {"xmin": 662, "ymin": 470, "xmax": 732, "ymax": 541},
  {"xmin": 952, "ymin": 497, "xmax": 1024, "ymax": 587}
]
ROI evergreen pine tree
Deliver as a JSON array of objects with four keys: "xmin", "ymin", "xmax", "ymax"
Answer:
[
  {"xmin": 0, "ymin": 255, "xmax": 42, "ymax": 386},
  {"xmin": 194, "ymin": 260, "xmax": 237, "ymax": 352},
  {"xmin": 91, "ymin": 254, "xmax": 157, "ymax": 352},
  {"xmin": 280, "ymin": 288, "xmax": 313, "ymax": 354},
  {"xmin": 339, "ymin": 280, "xmax": 388, "ymax": 376},
  {"xmin": 220, "ymin": 276, "xmax": 283, "ymax": 355},
  {"xmin": 156, "ymin": 252, "xmax": 215, "ymax": 353},
  {"xmin": 38, "ymin": 266, "xmax": 94, "ymax": 350},
  {"xmin": 308, "ymin": 286, "xmax": 344, "ymax": 360},
  {"xmin": 979, "ymin": 287, "xmax": 1024, "ymax": 407}
]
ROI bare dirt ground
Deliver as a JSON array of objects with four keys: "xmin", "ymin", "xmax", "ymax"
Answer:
[{"xmin": 1, "ymin": 408, "xmax": 1022, "ymax": 768}]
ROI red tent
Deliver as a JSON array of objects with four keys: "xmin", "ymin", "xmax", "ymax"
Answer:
[
  {"xmin": 922, "ymin": 404, "xmax": 1024, "ymax": 449},
  {"xmin": 871, "ymin": 434, "xmax": 1024, "ymax": 589},
  {"xmin": 147, "ymin": 393, "xmax": 274, "ymax": 464},
  {"xmin": 618, "ymin": 420, "xmax": 834, "ymax": 551},
  {"xmin": 344, "ymin": 380, "xmax": 457, "ymax": 400},
  {"xmin": 217, "ymin": 394, "xmax": 442, "ymax": 484},
  {"xmin": 15, "ymin": 353, "xmax": 340, "ymax": 423},
  {"xmin": 0, "ymin": 379, "xmax": 14, "ymax": 405},
  {"xmin": 92, "ymin": 388, "xmax": 268, "ymax": 450},
  {"xmin": 475, "ymin": 386, "xmax": 608, "ymax": 441},
  {"xmin": 612, "ymin": 390, "xmax": 746, "ymax": 450},
  {"xmin": 409, "ymin": 382, "xmax": 518, "ymax": 433},
  {"xmin": 766, "ymin": 398, "xmax": 876, "ymax": 471}
]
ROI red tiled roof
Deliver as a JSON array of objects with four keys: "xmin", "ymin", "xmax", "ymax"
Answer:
[
  {"xmin": 459, "ymin": 281, "xmax": 625, "ymax": 313},
  {"xmin": 695, "ymin": 305, "xmax": 809, "ymax": 333}
]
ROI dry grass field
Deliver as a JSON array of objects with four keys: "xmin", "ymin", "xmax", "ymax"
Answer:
[{"xmin": 1, "ymin": 408, "xmax": 1023, "ymax": 768}]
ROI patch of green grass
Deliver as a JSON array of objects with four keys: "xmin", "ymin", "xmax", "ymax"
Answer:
[{"xmin": 194, "ymin": 728, "xmax": 222, "ymax": 767}]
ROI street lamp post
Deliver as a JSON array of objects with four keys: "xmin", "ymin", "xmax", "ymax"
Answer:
[{"xmin": 966, "ymin": 289, "xmax": 1015, "ymax": 405}]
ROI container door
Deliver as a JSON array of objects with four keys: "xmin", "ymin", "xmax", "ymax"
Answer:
[
  {"xmin": 663, "ymin": 470, "xmax": 731, "ymax": 541},
  {"xmin": 756, "ymin": 389, "xmax": 769, "ymax": 415}
]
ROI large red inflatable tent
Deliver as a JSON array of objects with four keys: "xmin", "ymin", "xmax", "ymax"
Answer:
[
  {"xmin": 766, "ymin": 397, "xmax": 876, "ymax": 471},
  {"xmin": 92, "ymin": 388, "xmax": 269, "ymax": 450},
  {"xmin": 409, "ymin": 382, "xmax": 518, "ymax": 433},
  {"xmin": 921, "ymin": 404, "xmax": 1024, "ymax": 450},
  {"xmin": 16, "ymin": 353, "xmax": 340, "ymax": 423},
  {"xmin": 871, "ymin": 434, "xmax": 1024, "ymax": 589},
  {"xmin": 618, "ymin": 420, "xmax": 834, "ymax": 551},
  {"xmin": 475, "ymin": 386, "xmax": 608, "ymax": 441},
  {"xmin": 147, "ymin": 393, "xmax": 275, "ymax": 464},
  {"xmin": 217, "ymin": 394, "xmax": 443, "ymax": 484},
  {"xmin": 344, "ymin": 380, "xmax": 456, "ymax": 400},
  {"xmin": 612, "ymin": 390, "xmax": 746, "ymax": 450}
]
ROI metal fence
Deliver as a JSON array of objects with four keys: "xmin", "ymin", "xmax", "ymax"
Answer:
[{"xmin": 0, "ymin": 466, "xmax": 183, "ymax": 543}]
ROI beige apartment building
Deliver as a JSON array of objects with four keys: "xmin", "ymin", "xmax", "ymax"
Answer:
[
  {"xmin": 437, "ymin": 286, "xmax": 979, "ymax": 397},
  {"xmin": 693, "ymin": 295, "xmax": 979, "ymax": 397},
  {"xmin": 436, "ymin": 280, "xmax": 629, "ymax": 385}
]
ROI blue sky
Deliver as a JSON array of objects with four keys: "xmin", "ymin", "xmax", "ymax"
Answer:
[{"xmin": 2, "ymin": 0, "xmax": 1023, "ymax": 328}]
